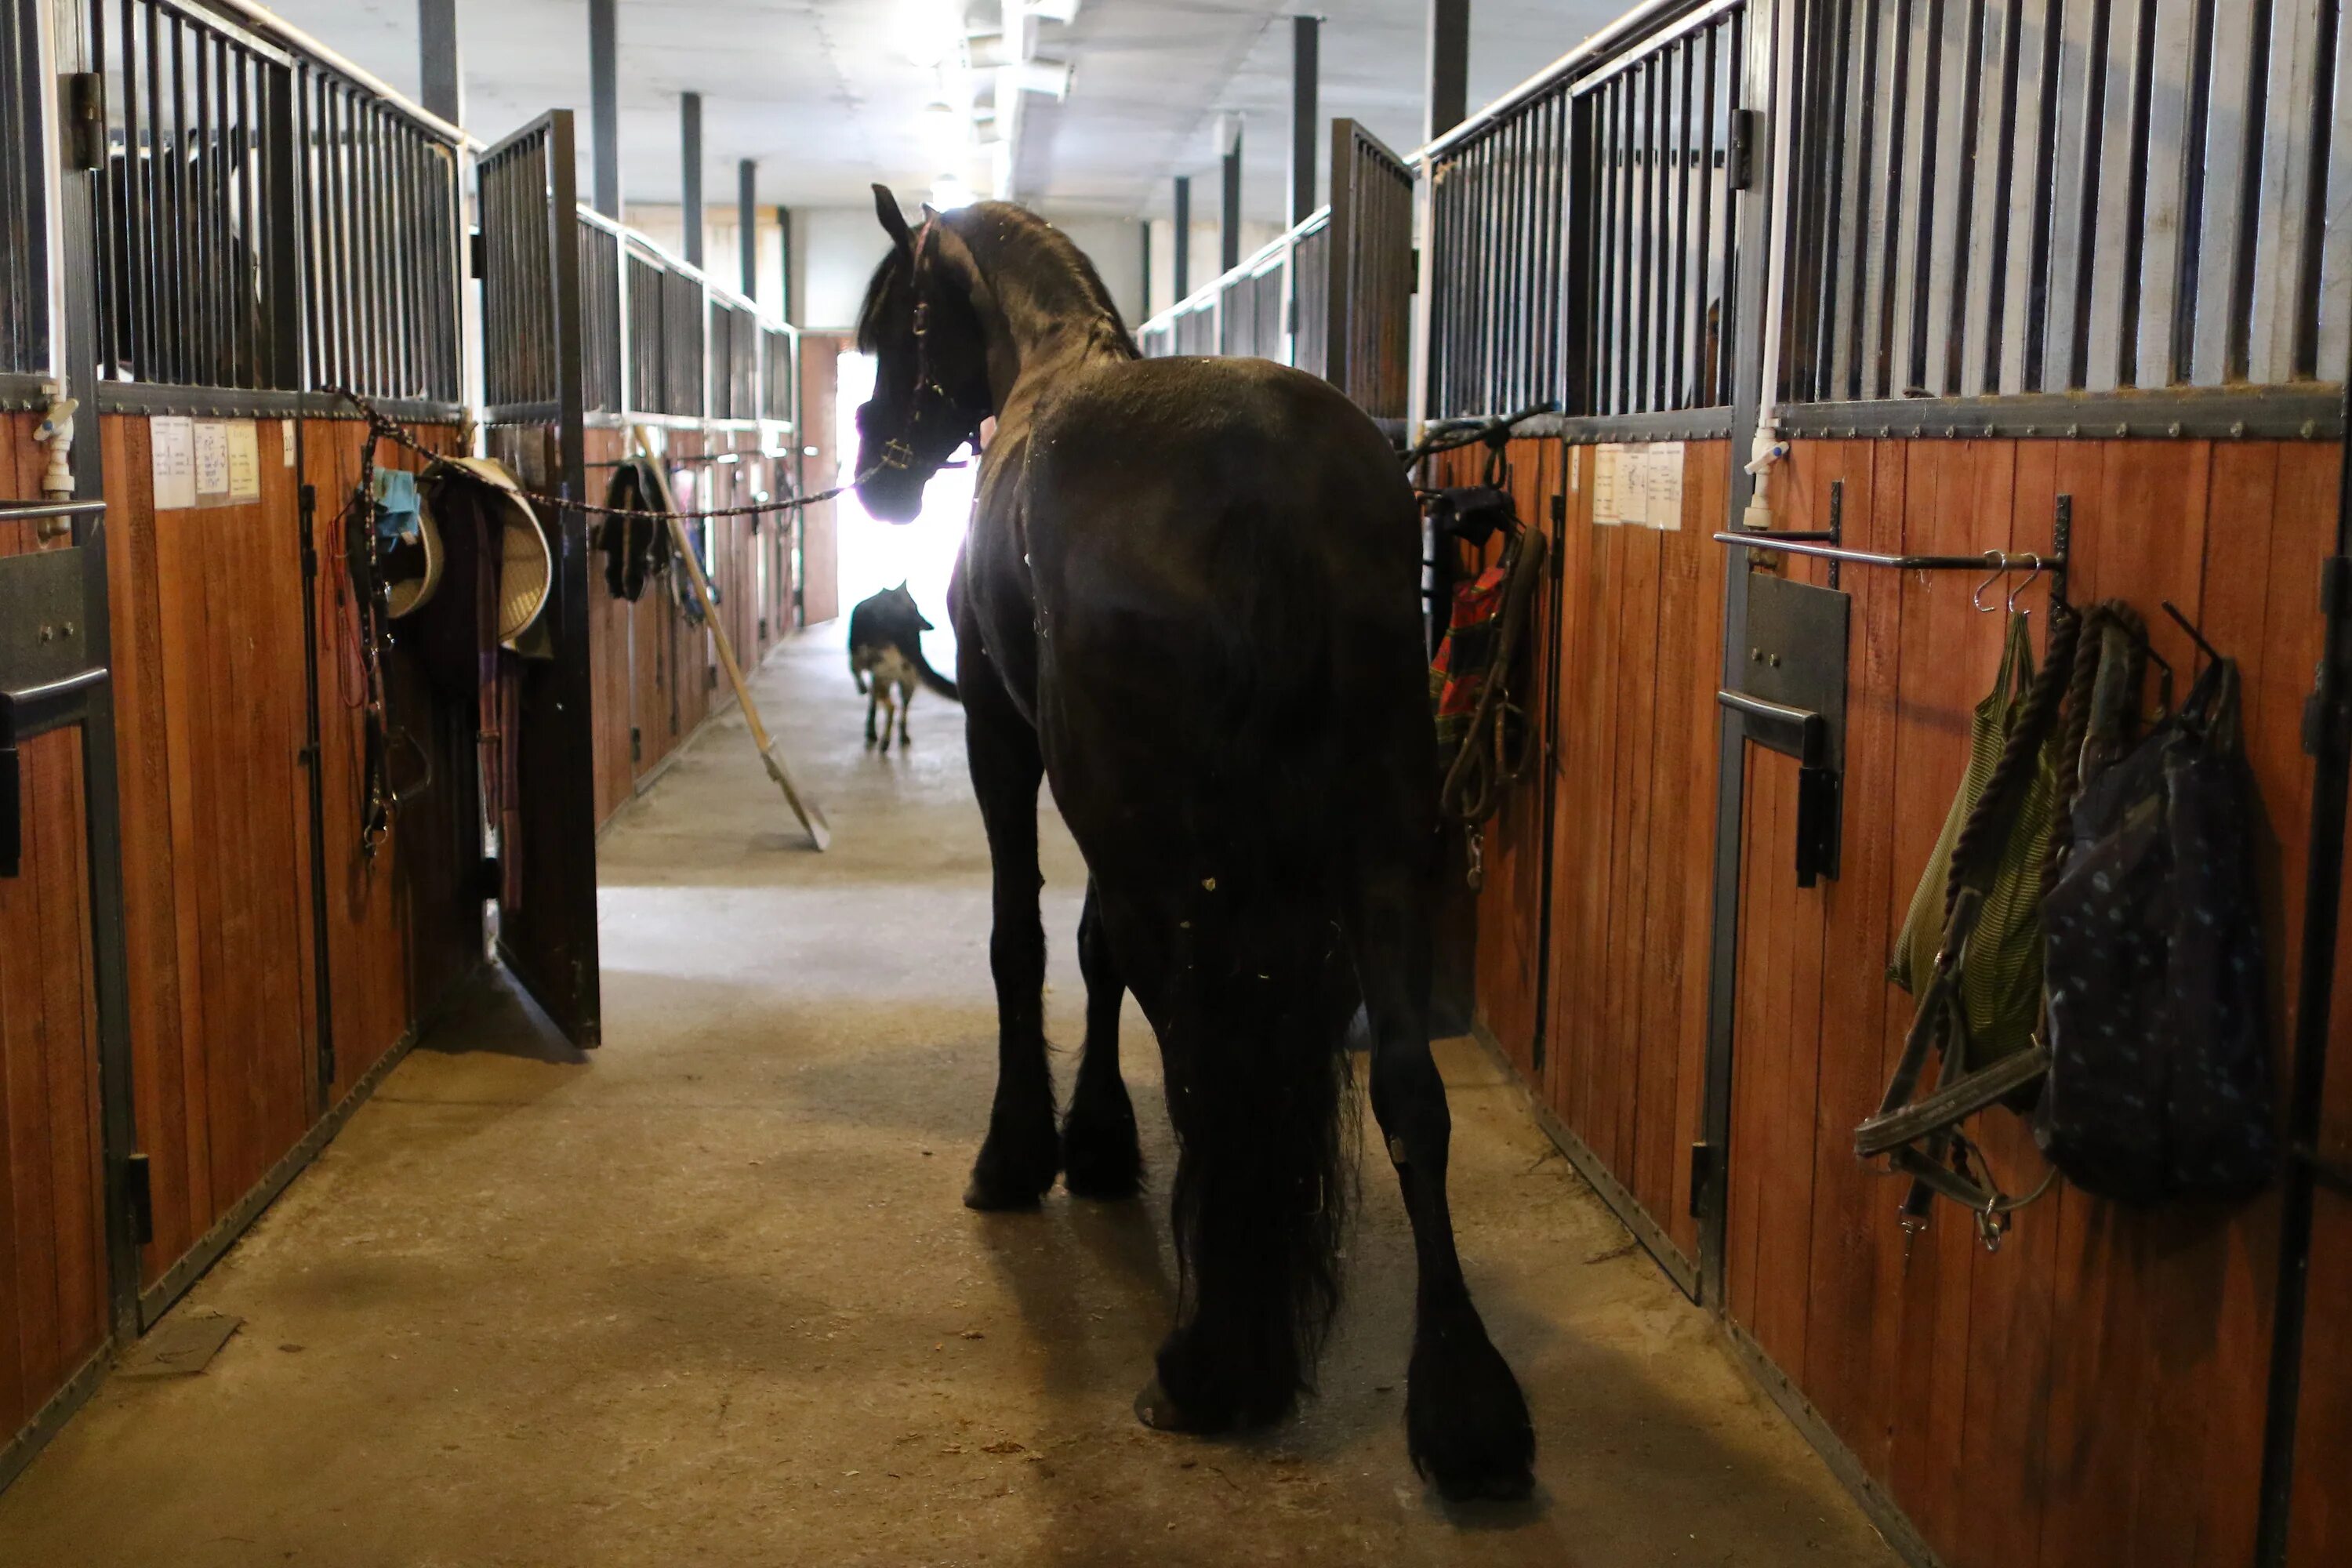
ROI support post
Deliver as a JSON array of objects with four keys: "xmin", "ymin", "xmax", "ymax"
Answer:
[
  {"xmin": 1139, "ymin": 219, "xmax": 1152, "ymax": 318},
  {"xmin": 738, "ymin": 159, "xmax": 757, "ymax": 299},
  {"xmin": 1221, "ymin": 121, "xmax": 1243, "ymax": 272},
  {"xmin": 775, "ymin": 205, "xmax": 793, "ymax": 321},
  {"xmin": 1173, "ymin": 176, "xmax": 1191, "ymax": 298},
  {"xmin": 681, "ymin": 93, "xmax": 704, "ymax": 267},
  {"xmin": 419, "ymin": 0, "xmax": 461, "ymax": 125},
  {"xmin": 1291, "ymin": 15, "xmax": 1319, "ymax": 225},
  {"xmin": 1427, "ymin": 0, "xmax": 1469, "ymax": 143},
  {"xmin": 589, "ymin": 0, "xmax": 620, "ymax": 218}
]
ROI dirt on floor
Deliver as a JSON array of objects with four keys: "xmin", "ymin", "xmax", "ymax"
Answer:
[{"xmin": 0, "ymin": 628, "xmax": 1898, "ymax": 1568}]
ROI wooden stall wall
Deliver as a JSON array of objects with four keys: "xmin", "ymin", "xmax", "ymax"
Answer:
[
  {"xmin": 0, "ymin": 415, "xmax": 107, "ymax": 1449},
  {"xmin": 1544, "ymin": 438, "xmax": 1726, "ymax": 1272},
  {"xmin": 1726, "ymin": 437, "xmax": 2338, "ymax": 1568},
  {"xmin": 585, "ymin": 426, "xmax": 638, "ymax": 829},
  {"xmin": 1431, "ymin": 436, "xmax": 1560, "ymax": 1082},
  {"xmin": 98, "ymin": 414, "xmax": 320, "ymax": 1294},
  {"xmin": 798, "ymin": 336, "xmax": 843, "ymax": 625},
  {"xmin": 1436, "ymin": 434, "xmax": 1726, "ymax": 1276},
  {"xmin": 301, "ymin": 419, "xmax": 482, "ymax": 1098}
]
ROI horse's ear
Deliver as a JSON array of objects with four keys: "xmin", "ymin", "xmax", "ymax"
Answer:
[
  {"xmin": 872, "ymin": 183, "xmax": 915, "ymax": 251},
  {"xmin": 924, "ymin": 216, "xmax": 994, "ymax": 315}
]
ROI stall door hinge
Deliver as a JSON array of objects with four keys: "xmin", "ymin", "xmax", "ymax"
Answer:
[
  {"xmin": 1689, "ymin": 1141, "xmax": 1720, "ymax": 1218},
  {"xmin": 125, "ymin": 1152, "xmax": 154, "ymax": 1246},
  {"xmin": 630, "ymin": 726, "xmax": 643, "ymax": 763},
  {"xmin": 469, "ymin": 228, "xmax": 487, "ymax": 280},
  {"xmin": 63, "ymin": 73, "xmax": 107, "ymax": 171},
  {"xmin": 1408, "ymin": 249, "xmax": 1421, "ymax": 291},
  {"xmin": 1728, "ymin": 110, "xmax": 1759, "ymax": 191}
]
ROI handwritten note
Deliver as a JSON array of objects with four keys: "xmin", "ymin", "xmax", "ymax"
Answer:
[
  {"xmin": 193, "ymin": 421, "xmax": 231, "ymax": 499},
  {"xmin": 1591, "ymin": 441, "xmax": 1686, "ymax": 529},
  {"xmin": 227, "ymin": 421, "xmax": 261, "ymax": 502},
  {"xmin": 151, "ymin": 416, "xmax": 197, "ymax": 510}
]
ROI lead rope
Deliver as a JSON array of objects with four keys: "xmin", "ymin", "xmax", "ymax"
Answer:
[{"xmin": 327, "ymin": 389, "xmax": 908, "ymax": 524}]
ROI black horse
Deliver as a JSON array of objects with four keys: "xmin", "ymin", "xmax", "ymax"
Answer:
[{"xmin": 854, "ymin": 187, "xmax": 1533, "ymax": 1501}]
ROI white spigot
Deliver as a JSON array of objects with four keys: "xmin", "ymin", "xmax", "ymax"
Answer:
[
  {"xmin": 34, "ymin": 395, "xmax": 79, "ymax": 501},
  {"xmin": 1741, "ymin": 430, "xmax": 1786, "ymax": 532}
]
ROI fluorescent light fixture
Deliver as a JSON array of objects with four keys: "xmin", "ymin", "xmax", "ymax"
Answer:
[
  {"xmin": 931, "ymin": 173, "xmax": 976, "ymax": 211},
  {"xmin": 1002, "ymin": 57, "xmax": 1072, "ymax": 100},
  {"xmin": 1028, "ymin": 0, "xmax": 1082, "ymax": 21}
]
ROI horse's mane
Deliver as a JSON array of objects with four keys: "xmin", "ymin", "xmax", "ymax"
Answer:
[{"xmin": 856, "ymin": 201, "xmax": 1139, "ymax": 360}]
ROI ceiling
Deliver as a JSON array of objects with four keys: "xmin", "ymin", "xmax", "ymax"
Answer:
[{"xmin": 260, "ymin": 0, "xmax": 1632, "ymax": 221}]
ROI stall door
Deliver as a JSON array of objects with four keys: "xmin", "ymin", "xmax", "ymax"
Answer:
[
  {"xmin": 477, "ymin": 112, "xmax": 601, "ymax": 1047},
  {"xmin": 0, "ymin": 488, "xmax": 111, "ymax": 1469}
]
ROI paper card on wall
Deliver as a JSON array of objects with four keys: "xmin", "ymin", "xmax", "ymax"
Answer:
[
  {"xmin": 281, "ymin": 418, "xmax": 297, "ymax": 466},
  {"xmin": 1592, "ymin": 445, "xmax": 1621, "ymax": 525},
  {"xmin": 151, "ymin": 416, "xmax": 197, "ymax": 510},
  {"xmin": 1621, "ymin": 445, "xmax": 1654, "ymax": 528},
  {"xmin": 227, "ymin": 421, "xmax": 262, "ymax": 502},
  {"xmin": 1646, "ymin": 441, "xmax": 1686, "ymax": 530},
  {"xmin": 1569, "ymin": 445, "xmax": 1581, "ymax": 494},
  {"xmin": 193, "ymin": 421, "xmax": 231, "ymax": 499}
]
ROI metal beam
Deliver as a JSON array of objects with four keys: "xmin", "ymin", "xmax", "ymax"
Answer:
[
  {"xmin": 418, "ymin": 0, "xmax": 461, "ymax": 125},
  {"xmin": 1173, "ymin": 175, "xmax": 1191, "ymax": 298},
  {"xmin": 738, "ymin": 159, "xmax": 757, "ymax": 299},
  {"xmin": 1291, "ymin": 15, "xmax": 1319, "ymax": 224},
  {"xmin": 1138, "ymin": 219, "xmax": 1152, "ymax": 318},
  {"xmin": 1427, "ymin": 0, "xmax": 1470, "ymax": 142},
  {"xmin": 776, "ymin": 206, "xmax": 793, "ymax": 321},
  {"xmin": 1221, "ymin": 124, "xmax": 1242, "ymax": 272},
  {"xmin": 681, "ymin": 93, "xmax": 704, "ymax": 267},
  {"xmin": 589, "ymin": 0, "xmax": 619, "ymax": 217}
]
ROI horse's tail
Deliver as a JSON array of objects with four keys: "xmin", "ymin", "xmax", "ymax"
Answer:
[{"xmin": 1156, "ymin": 549, "xmax": 1357, "ymax": 1428}]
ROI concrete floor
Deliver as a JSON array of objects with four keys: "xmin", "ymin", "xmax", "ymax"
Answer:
[{"xmin": 0, "ymin": 628, "xmax": 1898, "ymax": 1567}]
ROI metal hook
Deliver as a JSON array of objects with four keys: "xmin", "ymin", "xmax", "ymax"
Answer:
[
  {"xmin": 2007, "ymin": 553, "xmax": 2043, "ymax": 619},
  {"xmin": 1972, "ymin": 550, "xmax": 2007, "ymax": 614}
]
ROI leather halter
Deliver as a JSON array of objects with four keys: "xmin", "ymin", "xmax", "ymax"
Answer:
[{"xmin": 877, "ymin": 218, "xmax": 982, "ymax": 474}]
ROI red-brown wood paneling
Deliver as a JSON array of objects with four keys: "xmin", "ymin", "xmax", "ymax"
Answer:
[
  {"xmin": 100, "ymin": 414, "xmax": 319, "ymax": 1290},
  {"xmin": 1436, "ymin": 436, "xmax": 1561, "ymax": 1079},
  {"xmin": 1721, "ymin": 435, "xmax": 2336, "ymax": 1568},
  {"xmin": 1519, "ymin": 437, "xmax": 1728, "ymax": 1265},
  {"xmin": 798, "ymin": 335, "xmax": 844, "ymax": 626},
  {"xmin": 0, "ymin": 416, "xmax": 109, "ymax": 1440},
  {"xmin": 300, "ymin": 418, "xmax": 481, "ymax": 1098},
  {"xmin": 583, "ymin": 426, "xmax": 637, "ymax": 826}
]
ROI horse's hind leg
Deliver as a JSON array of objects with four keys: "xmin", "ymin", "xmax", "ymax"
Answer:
[
  {"xmin": 877, "ymin": 688, "xmax": 898, "ymax": 755},
  {"xmin": 1062, "ymin": 879, "xmax": 1142, "ymax": 1200},
  {"xmin": 1350, "ymin": 854, "xmax": 1534, "ymax": 1501},
  {"xmin": 960, "ymin": 660, "xmax": 1060, "ymax": 1210},
  {"xmin": 864, "ymin": 684, "xmax": 879, "ymax": 747},
  {"xmin": 897, "ymin": 681, "xmax": 914, "ymax": 746}
]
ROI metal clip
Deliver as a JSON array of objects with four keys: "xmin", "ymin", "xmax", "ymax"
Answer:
[
  {"xmin": 1975, "ymin": 1192, "xmax": 2006, "ymax": 1254},
  {"xmin": 1465, "ymin": 826, "xmax": 1485, "ymax": 891}
]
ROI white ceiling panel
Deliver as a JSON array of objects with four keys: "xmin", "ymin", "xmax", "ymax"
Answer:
[{"xmin": 256, "ymin": 0, "xmax": 1641, "ymax": 219}]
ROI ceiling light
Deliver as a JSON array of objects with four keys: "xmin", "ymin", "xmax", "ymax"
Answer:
[
  {"xmin": 1002, "ymin": 57, "xmax": 1072, "ymax": 100},
  {"xmin": 1028, "ymin": 0, "xmax": 1082, "ymax": 21},
  {"xmin": 931, "ymin": 173, "xmax": 976, "ymax": 212}
]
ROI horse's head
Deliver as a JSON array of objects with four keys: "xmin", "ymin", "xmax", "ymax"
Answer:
[{"xmin": 855, "ymin": 185, "xmax": 992, "ymax": 524}]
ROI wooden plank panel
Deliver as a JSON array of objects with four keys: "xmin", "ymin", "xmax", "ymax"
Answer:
[
  {"xmin": 102, "ymin": 416, "xmax": 198, "ymax": 1282},
  {"xmin": 31, "ymin": 726, "xmax": 103, "ymax": 1389},
  {"xmin": 1664, "ymin": 443, "xmax": 1729, "ymax": 1255},
  {"xmin": 1599, "ymin": 520, "xmax": 1664, "ymax": 1174},
  {"xmin": 1794, "ymin": 437, "xmax": 1906, "ymax": 1465}
]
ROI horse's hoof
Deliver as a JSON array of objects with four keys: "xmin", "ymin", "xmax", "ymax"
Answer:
[
  {"xmin": 1061, "ymin": 1091, "xmax": 1143, "ymax": 1200},
  {"xmin": 963, "ymin": 1129, "xmax": 1058, "ymax": 1210},
  {"xmin": 1133, "ymin": 1377, "xmax": 1212, "ymax": 1433},
  {"xmin": 962, "ymin": 1178, "xmax": 1042, "ymax": 1211},
  {"xmin": 1407, "ymin": 1301, "xmax": 1535, "ymax": 1503}
]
